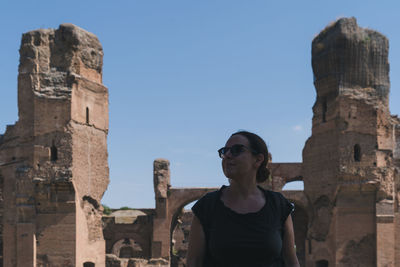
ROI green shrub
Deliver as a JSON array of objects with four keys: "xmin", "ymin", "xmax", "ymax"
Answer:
[
  {"xmin": 119, "ymin": 206, "xmax": 133, "ymax": 210},
  {"xmin": 102, "ymin": 204, "xmax": 112, "ymax": 215}
]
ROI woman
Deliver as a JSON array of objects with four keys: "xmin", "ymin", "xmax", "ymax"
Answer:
[{"xmin": 187, "ymin": 131, "xmax": 300, "ymax": 267}]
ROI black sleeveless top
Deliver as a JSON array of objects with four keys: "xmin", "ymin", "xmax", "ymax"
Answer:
[{"xmin": 192, "ymin": 186, "xmax": 294, "ymax": 267}]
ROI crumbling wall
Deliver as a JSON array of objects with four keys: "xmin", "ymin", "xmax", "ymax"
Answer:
[
  {"xmin": 105, "ymin": 254, "xmax": 168, "ymax": 267},
  {"xmin": 103, "ymin": 211, "xmax": 154, "ymax": 259},
  {"xmin": 392, "ymin": 116, "xmax": 400, "ymax": 266},
  {"xmin": 303, "ymin": 17, "xmax": 398, "ymax": 266},
  {"xmin": 171, "ymin": 210, "xmax": 193, "ymax": 267},
  {"xmin": 0, "ymin": 24, "xmax": 109, "ymax": 266},
  {"xmin": 152, "ymin": 159, "xmax": 171, "ymax": 259}
]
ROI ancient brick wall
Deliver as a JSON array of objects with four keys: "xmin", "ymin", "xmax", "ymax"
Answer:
[
  {"xmin": 1, "ymin": 18, "xmax": 399, "ymax": 267},
  {"xmin": 0, "ymin": 24, "xmax": 109, "ymax": 267},
  {"xmin": 303, "ymin": 17, "xmax": 399, "ymax": 267},
  {"xmin": 171, "ymin": 210, "xmax": 193, "ymax": 267},
  {"xmin": 103, "ymin": 210, "xmax": 154, "ymax": 259}
]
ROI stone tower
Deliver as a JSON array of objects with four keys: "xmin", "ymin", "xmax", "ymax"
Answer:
[
  {"xmin": 0, "ymin": 24, "xmax": 109, "ymax": 266},
  {"xmin": 302, "ymin": 17, "xmax": 400, "ymax": 266}
]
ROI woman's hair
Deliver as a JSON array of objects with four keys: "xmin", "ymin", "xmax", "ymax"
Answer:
[{"xmin": 231, "ymin": 130, "xmax": 270, "ymax": 183}]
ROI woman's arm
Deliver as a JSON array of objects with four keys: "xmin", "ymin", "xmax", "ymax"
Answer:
[
  {"xmin": 186, "ymin": 215, "xmax": 206, "ymax": 267},
  {"xmin": 282, "ymin": 214, "xmax": 300, "ymax": 267}
]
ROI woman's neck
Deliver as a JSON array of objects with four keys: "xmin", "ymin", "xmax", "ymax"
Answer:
[{"xmin": 227, "ymin": 178, "xmax": 259, "ymax": 199}]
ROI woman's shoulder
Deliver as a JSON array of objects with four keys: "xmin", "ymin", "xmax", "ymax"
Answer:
[
  {"xmin": 258, "ymin": 186, "xmax": 285, "ymax": 200},
  {"xmin": 259, "ymin": 187, "xmax": 293, "ymax": 209},
  {"xmin": 194, "ymin": 186, "xmax": 223, "ymax": 206},
  {"xmin": 191, "ymin": 186, "xmax": 224, "ymax": 227},
  {"xmin": 259, "ymin": 186, "xmax": 294, "ymax": 224}
]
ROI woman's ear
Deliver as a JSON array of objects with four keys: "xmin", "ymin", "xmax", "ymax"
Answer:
[{"xmin": 254, "ymin": 154, "xmax": 264, "ymax": 168}]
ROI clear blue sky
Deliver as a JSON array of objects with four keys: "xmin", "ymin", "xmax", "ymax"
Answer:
[{"xmin": 1, "ymin": 1, "xmax": 399, "ymax": 208}]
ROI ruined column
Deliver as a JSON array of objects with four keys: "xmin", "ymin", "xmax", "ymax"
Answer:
[
  {"xmin": 303, "ymin": 17, "xmax": 398, "ymax": 266},
  {"xmin": 152, "ymin": 159, "xmax": 171, "ymax": 260},
  {"xmin": 0, "ymin": 24, "xmax": 109, "ymax": 266}
]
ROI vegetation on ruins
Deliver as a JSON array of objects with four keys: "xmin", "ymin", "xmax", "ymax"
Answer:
[
  {"xmin": 119, "ymin": 206, "xmax": 135, "ymax": 210},
  {"xmin": 102, "ymin": 204, "xmax": 112, "ymax": 215}
]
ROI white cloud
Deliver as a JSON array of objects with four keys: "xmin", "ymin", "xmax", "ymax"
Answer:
[{"xmin": 292, "ymin": 125, "xmax": 303, "ymax": 132}]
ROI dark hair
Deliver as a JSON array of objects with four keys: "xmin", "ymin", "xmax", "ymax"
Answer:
[{"xmin": 231, "ymin": 130, "xmax": 270, "ymax": 183}]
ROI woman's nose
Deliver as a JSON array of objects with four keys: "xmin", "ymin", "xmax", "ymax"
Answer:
[{"xmin": 224, "ymin": 149, "xmax": 233, "ymax": 158}]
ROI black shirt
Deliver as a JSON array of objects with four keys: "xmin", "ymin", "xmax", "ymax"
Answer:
[{"xmin": 192, "ymin": 185, "xmax": 294, "ymax": 267}]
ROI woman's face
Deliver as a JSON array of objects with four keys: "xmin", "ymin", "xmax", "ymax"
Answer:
[{"xmin": 221, "ymin": 134, "xmax": 260, "ymax": 181}]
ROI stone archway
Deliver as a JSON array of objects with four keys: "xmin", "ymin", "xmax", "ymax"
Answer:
[
  {"xmin": 282, "ymin": 191, "xmax": 309, "ymax": 267},
  {"xmin": 112, "ymin": 238, "xmax": 143, "ymax": 259},
  {"xmin": 170, "ymin": 209, "xmax": 194, "ymax": 267},
  {"xmin": 261, "ymin": 162, "xmax": 303, "ymax": 191},
  {"xmin": 291, "ymin": 203, "xmax": 308, "ymax": 267},
  {"xmin": 152, "ymin": 159, "xmax": 219, "ymax": 260},
  {"xmin": 151, "ymin": 159, "xmax": 308, "ymax": 262},
  {"xmin": 167, "ymin": 188, "xmax": 217, "ymax": 262}
]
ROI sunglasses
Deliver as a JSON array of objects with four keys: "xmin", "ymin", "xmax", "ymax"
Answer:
[{"xmin": 218, "ymin": 144, "xmax": 257, "ymax": 159}]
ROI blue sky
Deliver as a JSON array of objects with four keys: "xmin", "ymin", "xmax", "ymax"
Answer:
[{"xmin": 1, "ymin": 1, "xmax": 399, "ymax": 208}]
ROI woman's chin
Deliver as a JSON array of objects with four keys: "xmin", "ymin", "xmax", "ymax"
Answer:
[
  {"xmin": 223, "ymin": 171, "xmax": 232, "ymax": 178},
  {"xmin": 224, "ymin": 168, "xmax": 237, "ymax": 177},
  {"xmin": 225, "ymin": 174, "xmax": 237, "ymax": 181}
]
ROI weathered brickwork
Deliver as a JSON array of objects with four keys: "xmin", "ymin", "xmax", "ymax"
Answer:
[
  {"xmin": 302, "ymin": 17, "xmax": 400, "ymax": 266},
  {"xmin": 0, "ymin": 24, "xmax": 109, "ymax": 266},
  {"xmin": 1, "ymin": 17, "xmax": 399, "ymax": 267},
  {"xmin": 104, "ymin": 18, "xmax": 400, "ymax": 267}
]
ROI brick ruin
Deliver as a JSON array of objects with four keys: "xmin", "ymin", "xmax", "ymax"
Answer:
[
  {"xmin": 302, "ymin": 17, "xmax": 400, "ymax": 266},
  {"xmin": 0, "ymin": 24, "xmax": 109, "ymax": 266},
  {"xmin": 103, "ymin": 159, "xmax": 215, "ymax": 267},
  {"xmin": 0, "ymin": 17, "xmax": 400, "ymax": 267}
]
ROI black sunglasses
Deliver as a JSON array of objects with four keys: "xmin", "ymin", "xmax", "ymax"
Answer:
[{"xmin": 218, "ymin": 144, "xmax": 257, "ymax": 159}]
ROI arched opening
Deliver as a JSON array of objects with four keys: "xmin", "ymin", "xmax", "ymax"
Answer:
[
  {"xmin": 119, "ymin": 246, "xmax": 134, "ymax": 258},
  {"xmin": 112, "ymin": 238, "xmax": 144, "ymax": 259},
  {"xmin": 51, "ymin": 142, "xmax": 58, "ymax": 162},
  {"xmin": 282, "ymin": 181, "xmax": 304, "ymax": 191},
  {"xmin": 171, "ymin": 201, "xmax": 196, "ymax": 267},
  {"xmin": 83, "ymin": 262, "xmax": 95, "ymax": 267},
  {"xmin": 168, "ymin": 190, "xmax": 216, "ymax": 267},
  {"xmin": 290, "ymin": 203, "xmax": 308, "ymax": 267},
  {"xmin": 354, "ymin": 144, "xmax": 361, "ymax": 162},
  {"xmin": 316, "ymin": 259, "xmax": 329, "ymax": 267},
  {"xmin": 322, "ymin": 98, "xmax": 327, "ymax": 123},
  {"xmin": 86, "ymin": 107, "xmax": 90, "ymax": 124}
]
